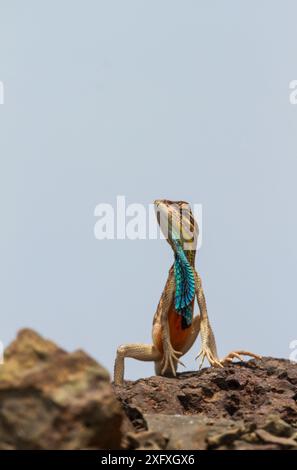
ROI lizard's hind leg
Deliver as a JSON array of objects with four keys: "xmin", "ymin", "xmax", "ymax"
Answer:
[
  {"xmin": 222, "ymin": 350, "xmax": 261, "ymax": 364},
  {"xmin": 114, "ymin": 343, "xmax": 161, "ymax": 385}
]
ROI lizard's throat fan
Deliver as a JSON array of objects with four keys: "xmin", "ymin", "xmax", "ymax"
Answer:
[{"xmin": 154, "ymin": 200, "xmax": 198, "ymax": 329}]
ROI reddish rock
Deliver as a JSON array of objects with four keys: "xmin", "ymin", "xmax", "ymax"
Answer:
[
  {"xmin": 114, "ymin": 358, "xmax": 297, "ymax": 425},
  {"xmin": 114, "ymin": 357, "xmax": 297, "ymax": 450},
  {"xmin": 1, "ymin": 331, "xmax": 296, "ymax": 450}
]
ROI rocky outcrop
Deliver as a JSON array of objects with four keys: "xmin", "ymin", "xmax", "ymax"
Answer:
[
  {"xmin": 0, "ymin": 329, "xmax": 124, "ymax": 449},
  {"xmin": 0, "ymin": 330, "xmax": 296, "ymax": 450},
  {"xmin": 114, "ymin": 357, "xmax": 297, "ymax": 450}
]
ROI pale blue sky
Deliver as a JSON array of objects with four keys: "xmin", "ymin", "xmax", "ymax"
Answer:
[{"xmin": 0, "ymin": 1, "xmax": 297, "ymax": 379}]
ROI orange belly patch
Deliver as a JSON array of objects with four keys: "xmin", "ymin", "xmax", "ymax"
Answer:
[{"xmin": 154, "ymin": 299, "xmax": 194, "ymax": 353}]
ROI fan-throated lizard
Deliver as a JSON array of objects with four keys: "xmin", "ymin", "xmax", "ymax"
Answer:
[{"xmin": 114, "ymin": 199, "xmax": 260, "ymax": 385}]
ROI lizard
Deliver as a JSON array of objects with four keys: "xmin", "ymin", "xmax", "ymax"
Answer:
[{"xmin": 114, "ymin": 199, "xmax": 261, "ymax": 385}]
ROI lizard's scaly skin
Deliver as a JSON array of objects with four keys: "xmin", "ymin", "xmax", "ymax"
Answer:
[{"xmin": 114, "ymin": 200, "xmax": 261, "ymax": 385}]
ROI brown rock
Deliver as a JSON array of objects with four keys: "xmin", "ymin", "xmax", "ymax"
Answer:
[
  {"xmin": 263, "ymin": 415, "xmax": 293, "ymax": 437},
  {"xmin": 0, "ymin": 329, "xmax": 124, "ymax": 449},
  {"xmin": 206, "ymin": 422, "xmax": 245, "ymax": 448},
  {"xmin": 125, "ymin": 430, "xmax": 168, "ymax": 450},
  {"xmin": 114, "ymin": 357, "xmax": 297, "ymax": 425},
  {"xmin": 114, "ymin": 357, "xmax": 297, "ymax": 450},
  {"xmin": 255, "ymin": 429, "xmax": 297, "ymax": 448},
  {"xmin": 144, "ymin": 414, "xmax": 208, "ymax": 450},
  {"xmin": 1, "ymin": 332, "xmax": 296, "ymax": 451}
]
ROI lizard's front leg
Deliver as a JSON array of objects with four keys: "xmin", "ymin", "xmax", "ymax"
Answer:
[
  {"xmin": 194, "ymin": 271, "xmax": 223, "ymax": 368},
  {"xmin": 194, "ymin": 271, "xmax": 261, "ymax": 368}
]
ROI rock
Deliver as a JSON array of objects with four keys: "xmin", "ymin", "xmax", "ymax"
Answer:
[
  {"xmin": 206, "ymin": 422, "xmax": 246, "ymax": 448},
  {"xmin": 114, "ymin": 357, "xmax": 297, "ymax": 450},
  {"xmin": 124, "ymin": 430, "xmax": 168, "ymax": 450},
  {"xmin": 263, "ymin": 415, "xmax": 293, "ymax": 437},
  {"xmin": 1, "ymin": 332, "xmax": 296, "ymax": 451},
  {"xmin": 144, "ymin": 414, "xmax": 208, "ymax": 450},
  {"xmin": 0, "ymin": 329, "xmax": 124, "ymax": 449},
  {"xmin": 255, "ymin": 429, "xmax": 297, "ymax": 448},
  {"xmin": 115, "ymin": 358, "xmax": 297, "ymax": 425}
]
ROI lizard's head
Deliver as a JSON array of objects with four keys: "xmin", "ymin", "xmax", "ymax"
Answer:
[{"xmin": 154, "ymin": 199, "xmax": 198, "ymax": 252}]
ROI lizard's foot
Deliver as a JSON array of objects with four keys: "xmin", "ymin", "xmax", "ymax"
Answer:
[
  {"xmin": 196, "ymin": 348, "xmax": 261, "ymax": 370},
  {"xmin": 196, "ymin": 346, "xmax": 224, "ymax": 370},
  {"xmin": 221, "ymin": 350, "xmax": 262, "ymax": 364},
  {"xmin": 161, "ymin": 344, "xmax": 185, "ymax": 376}
]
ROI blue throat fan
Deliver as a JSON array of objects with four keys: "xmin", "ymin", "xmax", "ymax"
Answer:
[{"xmin": 172, "ymin": 238, "xmax": 195, "ymax": 329}]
